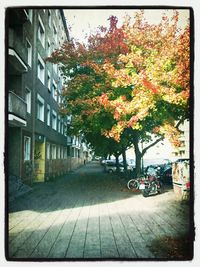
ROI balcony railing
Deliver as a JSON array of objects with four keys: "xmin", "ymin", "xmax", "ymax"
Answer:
[
  {"xmin": 8, "ymin": 48, "xmax": 28, "ymax": 74},
  {"xmin": 8, "ymin": 91, "xmax": 27, "ymax": 121}
]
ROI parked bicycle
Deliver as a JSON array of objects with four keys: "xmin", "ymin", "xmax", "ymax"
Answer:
[
  {"xmin": 127, "ymin": 176, "xmax": 145, "ymax": 190},
  {"xmin": 127, "ymin": 172, "xmax": 163, "ymax": 197}
]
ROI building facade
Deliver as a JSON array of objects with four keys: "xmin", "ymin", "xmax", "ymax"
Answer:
[
  {"xmin": 7, "ymin": 8, "xmax": 91, "ymax": 184},
  {"xmin": 171, "ymin": 119, "xmax": 190, "ymax": 160}
]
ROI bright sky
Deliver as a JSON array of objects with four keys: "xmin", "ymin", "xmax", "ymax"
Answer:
[{"xmin": 64, "ymin": 9, "xmax": 189, "ymax": 42}]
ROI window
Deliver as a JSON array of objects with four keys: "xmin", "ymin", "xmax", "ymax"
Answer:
[
  {"xmin": 57, "ymin": 88, "xmax": 61, "ymax": 104},
  {"xmin": 37, "ymin": 54, "xmax": 45, "ymax": 84},
  {"xmin": 64, "ymin": 123, "xmax": 67, "ymax": 136},
  {"xmin": 48, "ymin": 10, "xmax": 51, "ymax": 28},
  {"xmin": 47, "ymin": 104, "xmax": 50, "ymax": 126},
  {"xmin": 25, "ymin": 9, "xmax": 33, "ymax": 23},
  {"xmin": 24, "ymin": 136, "xmax": 31, "ymax": 161},
  {"xmin": 60, "ymin": 120, "xmax": 63, "ymax": 135},
  {"xmin": 72, "ymin": 148, "xmax": 75, "ymax": 158},
  {"xmin": 26, "ymin": 39, "xmax": 32, "ymax": 67},
  {"xmin": 61, "ymin": 147, "xmax": 64, "ymax": 159},
  {"xmin": 47, "ymin": 71, "xmax": 51, "ymax": 91},
  {"xmin": 53, "ymin": 63, "xmax": 58, "ymax": 74},
  {"xmin": 53, "ymin": 22, "xmax": 57, "ymax": 45},
  {"xmin": 38, "ymin": 15, "xmax": 45, "ymax": 47},
  {"xmin": 58, "ymin": 116, "xmax": 60, "ymax": 133},
  {"xmin": 64, "ymin": 147, "xmax": 68, "ymax": 159},
  {"xmin": 46, "ymin": 143, "xmax": 50, "ymax": 159},
  {"xmin": 67, "ymin": 146, "xmax": 71, "ymax": 157},
  {"xmin": 52, "ymin": 80, "xmax": 57, "ymax": 101},
  {"xmin": 47, "ymin": 39, "xmax": 51, "ymax": 57},
  {"xmin": 57, "ymin": 146, "xmax": 60, "ymax": 159},
  {"xmin": 52, "ymin": 110, "xmax": 57, "ymax": 130},
  {"xmin": 37, "ymin": 94, "xmax": 44, "ymax": 121},
  {"xmin": 51, "ymin": 145, "xmax": 56, "ymax": 159},
  {"xmin": 25, "ymin": 88, "xmax": 31, "ymax": 113}
]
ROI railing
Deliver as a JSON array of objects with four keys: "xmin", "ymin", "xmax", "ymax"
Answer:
[{"xmin": 8, "ymin": 91, "xmax": 27, "ymax": 120}]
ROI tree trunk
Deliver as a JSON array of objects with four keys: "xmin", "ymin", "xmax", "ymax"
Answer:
[
  {"xmin": 132, "ymin": 133, "xmax": 142, "ymax": 177},
  {"xmin": 135, "ymin": 150, "xmax": 142, "ymax": 177},
  {"xmin": 122, "ymin": 149, "xmax": 127, "ymax": 173},
  {"xmin": 131, "ymin": 130, "xmax": 165, "ymax": 177},
  {"xmin": 115, "ymin": 154, "xmax": 120, "ymax": 173}
]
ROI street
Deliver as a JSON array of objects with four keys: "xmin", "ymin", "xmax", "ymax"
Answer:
[{"xmin": 8, "ymin": 161, "xmax": 190, "ymax": 260}]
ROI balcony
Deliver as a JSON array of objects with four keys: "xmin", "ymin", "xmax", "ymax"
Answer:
[
  {"xmin": 8, "ymin": 9, "xmax": 28, "ymax": 26},
  {"xmin": 8, "ymin": 48, "xmax": 28, "ymax": 75},
  {"xmin": 8, "ymin": 91, "xmax": 27, "ymax": 127}
]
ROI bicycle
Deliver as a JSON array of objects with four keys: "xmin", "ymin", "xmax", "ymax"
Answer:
[{"xmin": 127, "ymin": 176, "xmax": 145, "ymax": 190}]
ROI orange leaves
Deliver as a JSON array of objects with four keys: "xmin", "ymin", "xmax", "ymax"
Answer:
[
  {"xmin": 103, "ymin": 121, "xmax": 126, "ymax": 142},
  {"xmin": 128, "ymin": 115, "xmax": 138, "ymax": 128},
  {"xmin": 155, "ymin": 123, "xmax": 182, "ymax": 147},
  {"xmin": 99, "ymin": 93, "xmax": 109, "ymax": 107},
  {"xmin": 48, "ymin": 10, "xmax": 190, "ymax": 148},
  {"xmin": 143, "ymin": 79, "xmax": 159, "ymax": 94}
]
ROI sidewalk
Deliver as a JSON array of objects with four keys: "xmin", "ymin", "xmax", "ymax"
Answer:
[{"xmin": 7, "ymin": 161, "xmax": 191, "ymax": 260}]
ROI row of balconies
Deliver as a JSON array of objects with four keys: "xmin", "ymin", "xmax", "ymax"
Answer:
[
  {"xmin": 8, "ymin": 91, "xmax": 84, "ymax": 149},
  {"xmin": 7, "ymin": 9, "xmax": 84, "ymax": 150}
]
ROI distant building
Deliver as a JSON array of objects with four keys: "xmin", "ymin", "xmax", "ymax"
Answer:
[
  {"xmin": 6, "ymin": 8, "xmax": 91, "ymax": 184},
  {"xmin": 171, "ymin": 119, "xmax": 190, "ymax": 159}
]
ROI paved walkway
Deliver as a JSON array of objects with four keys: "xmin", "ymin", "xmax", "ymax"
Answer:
[{"xmin": 8, "ymin": 161, "xmax": 190, "ymax": 260}]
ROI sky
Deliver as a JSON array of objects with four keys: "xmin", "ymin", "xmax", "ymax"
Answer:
[{"xmin": 64, "ymin": 9, "xmax": 189, "ymax": 43}]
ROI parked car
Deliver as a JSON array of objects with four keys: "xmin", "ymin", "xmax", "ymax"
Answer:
[
  {"xmin": 104, "ymin": 160, "xmax": 134, "ymax": 173},
  {"xmin": 161, "ymin": 165, "xmax": 172, "ymax": 184},
  {"xmin": 101, "ymin": 159, "xmax": 109, "ymax": 166},
  {"xmin": 104, "ymin": 161, "xmax": 124, "ymax": 173},
  {"xmin": 119, "ymin": 160, "xmax": 135, "ymax": 172}
]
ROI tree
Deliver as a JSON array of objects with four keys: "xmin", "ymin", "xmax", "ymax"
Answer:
[{"xmin": 47, "ymin": 11, "xmax": 190, "ymax": 175}]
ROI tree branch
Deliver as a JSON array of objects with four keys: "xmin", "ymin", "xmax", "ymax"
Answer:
[
  {"xmin": 142, "ymin": 135, "xmax": 164, "ymax": 156},
  {"xmin": 141, "ymin": 118, "xmax": 185, "ymax": 156},
  {"xmin": 175, "ymin": 118, "xmax": 185, "ymax": 130}
]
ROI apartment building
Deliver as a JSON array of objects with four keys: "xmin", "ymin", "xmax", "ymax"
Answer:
[
  {"xmin": 6, "ymin": 8, "xmax": 90, "ymax": 184},
  {"xmin": 171, "ymin": 119, "xmax": 190, "ymax": 159}
]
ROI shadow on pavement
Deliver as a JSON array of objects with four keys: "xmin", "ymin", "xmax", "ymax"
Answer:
[{"xmin": 9, "ymin": 161, "xmax": 148, "ymax": 213}]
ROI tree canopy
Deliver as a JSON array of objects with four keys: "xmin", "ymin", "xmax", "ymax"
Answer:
[{"xmin": 47, "ymin": 10, "xmax": 190, "ymax": 174}]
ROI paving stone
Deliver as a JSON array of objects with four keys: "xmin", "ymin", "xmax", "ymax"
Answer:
[{"xmin": 8, "ymin": 161, "xmax": 191, "ymax": 260}]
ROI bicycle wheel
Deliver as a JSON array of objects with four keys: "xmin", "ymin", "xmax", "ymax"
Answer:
[{"xmin": 127, "ymin": 179, "xmax": 139, "ymax": 190}]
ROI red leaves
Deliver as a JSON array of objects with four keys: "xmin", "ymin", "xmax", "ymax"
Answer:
[
  {"xmin": 47, "ymin": 11, "xmax": 190, "ymax": 146},
  {"xmin": 143, "ymin": 79, "xmax": 159, "ymax": 94},
  {"xmin": 99, "ymin": 93, "xmax": 109, "ymax": 107},
  {"xmin": 108, "ymin": 15, "xmax": 118, "ymax": 31}
]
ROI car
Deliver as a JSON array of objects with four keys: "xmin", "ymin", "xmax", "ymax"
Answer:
[
  {"xmin": 119, "ymin": 160, "xmax": 135, "ymax": 172},
  {"xmin": 104, "ymin": 160, "xmax": 134, "ymax": 173},
  {"xmin": 100, "ymin": 159, "xmax": 108, "ymax": 166},
  {"xmin": 104, "ymin": 161, "xmax": 123, "ymax": 173},
  {"xmin": 161, "ymin": 165, "xmax": 172, "ymax": 184}
]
